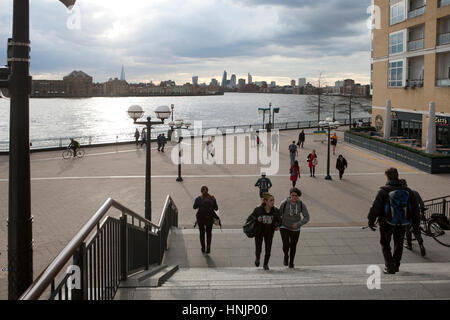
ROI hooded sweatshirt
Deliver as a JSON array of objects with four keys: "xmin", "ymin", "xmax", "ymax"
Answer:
[{"xmin": 279, "ymin": 198, "xmax": 310, "ymax": 231}]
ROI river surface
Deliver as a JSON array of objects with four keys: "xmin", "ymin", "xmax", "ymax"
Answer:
[{"xmin": 0, "ymin": 93, "xmax": 371, "ymax": 149}]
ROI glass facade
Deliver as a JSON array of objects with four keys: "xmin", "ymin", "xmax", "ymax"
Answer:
[
  {"xmin": 436, "ymin": 117, "xmax": 450, "ymax": 148},
  {"xmin": 391, "ymin": 1, "xmax": 406, "ymax": 25},
  {"xmin": 389, "ymin": 31, "xmax": 404, "ymax": 54}
]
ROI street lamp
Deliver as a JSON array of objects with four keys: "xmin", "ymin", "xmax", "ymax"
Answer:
[
  {"xmin": 127, "ymin": 105, "xmax": 171, "ymax": 221},
  {"xmin": 168, "ymin": 104, "xmax": 174, "ymax": 140},
  {"xmin": 2, "ymin": 0, "xmax": 76, "ymax": 300},
  {"xmin": 319, "ymin": 117, "xmax": 340, "ymax": 180},
  {"xmin": 272, "ymin": 107, "xmax": 280, "ymax": 129},
  {"xmin": 168, "ymin": 119, "xmax": 191, "ymax": 182},
  {"xmin": 258, "ymin": 107, "xmax": 270, "ymax": 130}
]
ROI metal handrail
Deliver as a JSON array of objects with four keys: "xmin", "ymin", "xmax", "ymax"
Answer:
[
  {"xmin": 19, "ymin": 196, "xmax": 171, "ymax": 300},
  {"xmin": 424, "ymin": 195, "xmax": 450, "ymax": 204}
]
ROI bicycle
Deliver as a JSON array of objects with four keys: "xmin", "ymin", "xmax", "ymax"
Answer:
[
  {"xmin": 418, "ymin": 209, "xmax": 450, "ymax": 248},
  {"xmin": 62, "ymin": 147, "xmax": 85, "ymax": 159}
]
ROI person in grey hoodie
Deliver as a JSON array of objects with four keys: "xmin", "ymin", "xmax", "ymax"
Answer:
[{"xmin": 279, "ymin": 187, "xmax": 310, "ymax": 268}]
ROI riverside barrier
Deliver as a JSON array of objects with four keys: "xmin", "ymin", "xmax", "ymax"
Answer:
[{"xmin": 0, "ymin": 117, "xmax": 371, "ymax": 154}]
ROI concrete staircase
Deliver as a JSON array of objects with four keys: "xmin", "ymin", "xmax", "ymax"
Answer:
[{"xmin": 114, "ymin": 227, "xmax": 450, "ymax": 300}]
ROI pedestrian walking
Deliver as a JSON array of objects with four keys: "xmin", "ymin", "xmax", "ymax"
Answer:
[
  {"xmin": 297, "ymin": 130, "xmax": 305, "ymax": 148},
  {"xmin": 255, "ymin": 173, "xmax": 272, "ymax": 199},
  {"xmin": 289, "ymin": 160, "xmax": 300, "ymax": 187},
  {"xmin": 336, "ymin": 155, "xmax": 348, "ymax": 180},
  {"xmin": 367, "ymin": 168, "xmax": 419, "ymax": 274},
  {"xmin": 307, "ymin": 150, "xmax": 318, "ymax": 177},
  {"xmin": 331, "ymin": 132, "xmax": 338, "ymax": 155},
  {"xmin": 400, "ymin": 180, "xmax": 426, "ymax": 256},
  {"xmin": 288, "ymin": 141, "xmax": 298, "ymax": 165},
  {"xmin": 140, "ymin": 128, "xmax": 147, "ymax": 147},
  {"xmin": 134, "ymin": 128, "xmax": 140, "ymax": 146},
  {"xmin": 160, "ymin": 134, "xmax": 167, "ymax": 152},
  {"xmin": 271, "ymin": 131, "xmax": 279, "ymax": 151},
  {"xmin": 279, "ymin": 188, "xmax": 310, "ymax": 268},
  {"xmin": 193, "ymin": 186, "xmax": 218, "ymax": 254},
  {"xmin": 157, "ymin": 134, "xmax": 162, "ymax": 151},
  {"xmin": 249, "ymin": 193, "xmax": 281, "ymax": 270}
]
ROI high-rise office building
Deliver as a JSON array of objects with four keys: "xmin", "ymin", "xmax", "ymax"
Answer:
[
  {"xmin": 221, "ymin": 71, "xmax": 227, "ymax": 87},
  {"xmin": 238, "ymin": 78, "xmax": 246, "ymax": 88},
  {"xmin": 192, "ymin": 76, "xmax": 199, "ymax": 85},
  {"xmin": 230, "ymin": 74, "xmax": 237, "ymax": 88},
  {"xmin": 120, "ymin": 65, "xmax": 126, "ymax": 81},
  {"xmin": 298, "ymin": 78, "xmax": 306, "ymax": 87},
  {"xmin": 248, "ymin": 73, "xmax": 253, "ymax": 85},
  {"xmin": 291, "ymin": 80, "xmax": 296, "ymax": 87},
  {"xmin": 210, "ymin": 78, "xmax": 219, "ymax": 86},
  {"xmin": 372, "ymin": 0, "xmax": 450, "ymax": 148},
  {"xmin": 270, "ymin": 81, "xmax": 276, "ymax": 87}
]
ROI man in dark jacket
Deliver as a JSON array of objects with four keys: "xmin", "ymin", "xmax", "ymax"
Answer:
[
  {"xmin": 160, "ymin": 134, "xmax": 167, "ymax": 152},
  {"xmin": 255, "ymin": 173, "xmax": 272, "ymax": 199},
  {"xmin": 298, "ymin": 130, "xmax": 305, "ymax": 148},
  {"xmin": 367, "ymin": 168, "xmax": 418, "ymax": 274}
]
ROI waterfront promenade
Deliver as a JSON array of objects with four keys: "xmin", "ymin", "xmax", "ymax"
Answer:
[{"xmin": 1, "ymin": 128, "xmax": 449, "ymax": 299}]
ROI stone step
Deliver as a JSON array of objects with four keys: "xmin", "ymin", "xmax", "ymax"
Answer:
[
  {"xmin": 119, "ymin": 264, "xmax": 179, "ymax": 289},
  {"xmin": 114, "ymin": 262, "xmax": 450, "ymax": 300}
]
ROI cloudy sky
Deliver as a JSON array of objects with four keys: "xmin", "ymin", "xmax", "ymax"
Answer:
[{"xmin": 0, "ymin": 0, "xmax": 373, "ymax": 86}]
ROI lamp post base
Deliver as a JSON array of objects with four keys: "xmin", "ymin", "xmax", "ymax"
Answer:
[
  {"xmin": 176, "ymin": 177, "xmax": 183, "ymax": 182},
  {"xmin": 325, "ymin": 175, "xmax": 332, "ymax": 180}
]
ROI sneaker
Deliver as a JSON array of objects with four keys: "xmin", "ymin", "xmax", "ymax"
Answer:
[
  {"xmin": 419, "ymin": 243, "xmax": 426, "ymax": 257},
  {"xmin": 383, "ymin": 267, "xmax": 396, "ymax": 274},
  {"xmin": 255, "ymin": 258, "xmax": 260, "ymax": 267},
  {"xmin": 201, "ymin": 247, "xmax": 205, "ymax": 253},
  {"xmin": 263, "ymin": 264, "xmax": 269, "ymax": 270},
  {"xmin": 283, "ymin": 256, "xmax": 289, "ymax": 266},
  {"xmin": 289, "ymin": 263, "xmax": 294, "ymax": 269},
  {"xmin": 206, "ymin": 247, "xmax": 210, "ymax": 254}
]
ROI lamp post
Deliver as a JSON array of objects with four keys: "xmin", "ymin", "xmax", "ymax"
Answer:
[
  {"xmin": 168, "ymin": 104, "xmax": 174, "ymax": 140},
  {"xmin": 2, "ymin": 0, "xmax": 75, "ymax": 300},
  {"xmin": 272, "ymin": 107, "xmax": 280, "ymax": 129},
  {"xmin": 127, "ymin": 105, "xmax": 171, "ymax": 221},
  {"xmin": 258, "ymin": 107, "xmax": 270, "ymax": 130},
  {"xmin": 168, "ymin": 119, "xmax": 191, "ymax": 182},
  {"xmin": 319, "ymin": 118, "xmax": 340, "ymax": 181}
]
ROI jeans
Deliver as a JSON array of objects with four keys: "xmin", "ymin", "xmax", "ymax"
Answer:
[
  {"xmin": 290, "ymin": 153, "xmax": 295, "ymax": 165},
  {"xmin": 255, "ymin": 232, "xmax": 274, "ymax": 265},
  {"xmin": 198, "ymin": 221, "xmax": 213, "ymax": 250},
  {"xmin": 379, "ymin": 222, "xmax": 406, "ymax": 270},
  {"xmin": 280, "ymin": 228, "xmax": 300, "ymax": 265}
]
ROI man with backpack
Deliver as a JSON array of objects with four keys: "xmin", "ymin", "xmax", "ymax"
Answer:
[
  {"xmin": 288, "ymin": 141, "xmax": 298, "ymax": 165},
  {"xmin": 367, "ymin": 167, "xmax": 418, "ymax": 274},
  {"xmin": 255, "ymin": 173, "xmax": 272, "ymax": 199}
]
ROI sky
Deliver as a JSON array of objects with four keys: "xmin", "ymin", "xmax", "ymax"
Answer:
[{"xmin": 0, "ymin": 0, "xmax": 373, "ymax": 86}]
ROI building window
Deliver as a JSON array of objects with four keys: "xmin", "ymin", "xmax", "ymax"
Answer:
[
  {"xmin": 439, "ymin": 0, "xmax": 450, "ymax": 8},
  {"xmin": 390, "ymin": 0, "xmax": 406, "ymax": 25},
  {"xmin": 408, "ymin": 0, "xmax": 426, "ymax": 19},
  {"xmin": 389, "ymin": 31, "xmax": 405, "ymax": 54},
  {"xmin": 389, "ymin": 60, "xmax": 404, "ymax": 87}
]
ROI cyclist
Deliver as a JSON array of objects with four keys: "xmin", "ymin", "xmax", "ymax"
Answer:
[{"xmin": 68, "ymin": 138, "xmax": 80, "ymax": 158}]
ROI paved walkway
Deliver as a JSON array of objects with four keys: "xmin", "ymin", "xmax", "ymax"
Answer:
[{"xmin": 1, "ymin": 128, "xmax": 449, "ymax": 299}]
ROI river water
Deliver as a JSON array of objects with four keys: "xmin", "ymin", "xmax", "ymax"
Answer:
[{"xmin": 0, "ymin": 93, "xmax": 371, "ymax": 149}]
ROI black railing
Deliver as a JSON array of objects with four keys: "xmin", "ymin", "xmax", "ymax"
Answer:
[
  {"xmin": 19, "ymin": 195, "xmax": 178, "ymax": 300},
  {"xmin": 424, "ymin": 195, "xmax": 449, "ymax": 220}
]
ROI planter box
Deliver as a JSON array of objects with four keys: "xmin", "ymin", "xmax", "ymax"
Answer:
[{"xmin": 344, "ymin": 131, "xmax": 450, "ymax": 174}]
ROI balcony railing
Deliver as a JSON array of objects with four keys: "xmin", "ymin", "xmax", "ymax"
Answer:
[
  {"xmin": 437, "ymin": 78, "xmax": 450, "ymax": 87},
  {"xmin": 439, "ymin": 0, "xmax": 450, "ymax": 8},
  {"xmin": 408, "ymin": 38, "xmax": 424, "ymax": 51},
  {"xmin": 408, "ymin": 6, "xmax": 425, "ymax": 19},
  {"xmin": 406, "ymin": 79, "xmax": 424, "ymax": 87},
  {"xmin": 438, "ymin": 32, "xmax": 450, "ymax": 46}
]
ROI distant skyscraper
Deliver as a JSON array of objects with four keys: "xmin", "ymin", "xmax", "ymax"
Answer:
[
  {"xmin": 291, "ymin": 80, "xmax": 296, "ymax": 87},
  {"xmin": 221, "ymin": 71, "xmax": 227, "ymax": 87},
  {"xmin": 248, "ymin": 73, "xmax": 252, "ymax": 85},
  {"xmin": 230, "ymin": 74, "xmax": 237, "ymax": 88},
  {"xmin": 192, "ymin": 76, "xmax": 199, "ymax": 85},
  {"xmin": 210, "ymin": 78, "xmax": 219, "ymax": 86},
  {"xmin": 238, "ymin": 78, "xmax": 246, "ymax": 88},
  {"xmin": 298, "ymin": 78, "xmax": 306, "ymax": 88},
  {"xmin": 270, "ymin": 81, "xmax": 276, "ymax": 88},
  {"xmin": 120, "ymin": 65, "xmax": 126, "ymax": 81}
]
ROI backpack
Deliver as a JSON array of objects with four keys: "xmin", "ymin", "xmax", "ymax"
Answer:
[
  {"xmin": 243, "ymin": 215, "xmax": 257, "ymax": 238},
  {"xmin": 289, "ymin": 144, "xmax": 296, "ymax": 153},
  {"xmin": 384, "ymin": 189, "xmax": 412, "ymax": 226}
]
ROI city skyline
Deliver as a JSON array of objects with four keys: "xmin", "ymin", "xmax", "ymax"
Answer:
[{"xmin": 0, "ymin": 0, "xmax": 373, "ymax": 86}]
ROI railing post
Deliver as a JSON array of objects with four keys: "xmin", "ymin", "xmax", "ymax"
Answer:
[
  {"xmin": 120, "ymin": 214, "xmax": 128, "ymax": 281},
  {"xmin": 308, "ymin": 121, "xmax": 311, "ymax": 127},
  {"xmin": 72, "ymin": 243, "xmax": 88, "ymax": 300},
  {"xmin": 443, "ymin": 198, "xmax": 447, "ymax": 217},
  {"xmin": 285, "ymin": 122, "xmax": 288, "ymax": 129},
  {"xmin": 297, "ymin": 121, "xmax": 300, "ymax": 129},
  {"xmin": 145, "ymin": 225, "xmax": 149, "ymax": 270}
]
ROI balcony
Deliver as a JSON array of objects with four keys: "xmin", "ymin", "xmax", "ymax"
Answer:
[
  {"xmin": 406, "ymin": 79, "xmax": 424, "ymax": 87},
  {"xmin": 436, "ymin": 79, "xmax": 450, "ymax": 86},
  {"xmin": 438, "ymin": 32, "xmax": 450, "ymax": 46},
  {"xmin": 439, "ymin": 0, "xmax": 450, "ymax": 8},
  {"xmin": 408, "ymin": 6, "xmax": 425, "ymax": 19},
  {"xmin": 408, "ymin": 38, "xmax": 424, "ymax": 51}
]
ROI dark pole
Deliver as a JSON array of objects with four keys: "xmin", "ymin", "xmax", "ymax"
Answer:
[
  {"xmin": 262, "ymin": 112, "xmax": 265, "ymax": 130},
  {"xmin": 349, "ymin": 89, "xmax": 353, "ymax": 129},
  {"xmin": 269, "ymin": 103, "xmax": 272, "ymax": 131},
  {"xmin": 8, "ymin": 0, "xmax": 33, "ymax": 300},
  {"xmin": 317, "ymin": 89, "xmax": 321, "ymax": 131},
  {"xmin": 333, "ymin": 104, "xmax": 336, "ymax": 122},
  {"xmin": 325, "ymin": 126, "xmax": 332, "ymax": 180},
  {"xmin": 145, "ymin": 117, "xmax": 152, "ymax": 221},
  {"xmin": 176, "ymin": 131, "xmax": 183, "ymax": 182}
]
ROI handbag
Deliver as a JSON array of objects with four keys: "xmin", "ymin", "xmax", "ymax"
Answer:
[
  {"xmin": 213, "ymin": 210, "xmax": 222, "ymax": 229},
  {"xmin": 243, "ymin": 215, "xmax": 257, "ymax": 238}
]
